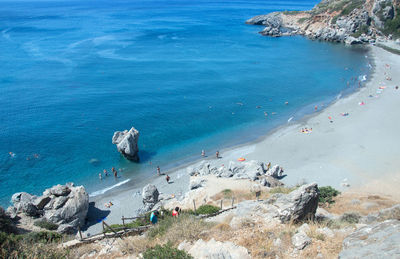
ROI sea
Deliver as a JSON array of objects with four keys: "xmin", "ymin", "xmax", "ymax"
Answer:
[{"xmin": 0, "ymin": 0, "xmax": 371, "ymax": 206}]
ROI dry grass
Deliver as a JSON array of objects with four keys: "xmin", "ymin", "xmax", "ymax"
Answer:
[
  {"xmin": 211, "ymin": 189, "xmax": 271, "ymax": 205},
  {"xmin": 326, "ymin": 192, "xmax": 397, "ymax": 215}
]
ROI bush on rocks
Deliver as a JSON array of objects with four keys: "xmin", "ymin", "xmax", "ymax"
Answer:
[
  {"xmin": 34, "ymin": 219, "xmax": 59, "ymax": 231},
  {"xmin": 319, "ymin": 186, "xmax": 340, "ymax": 204},
  {"xmin": 143, "ymin": 243, "xmax": 193, "ymax": 259},
  {"xmin": 195, "ymin": 205, "xmax": 220, "ymax": 215}
]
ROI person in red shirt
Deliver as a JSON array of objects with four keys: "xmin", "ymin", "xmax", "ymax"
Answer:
[{"xmin": 172, "ymin": 207, "xmax": 180, "ymax": 217}]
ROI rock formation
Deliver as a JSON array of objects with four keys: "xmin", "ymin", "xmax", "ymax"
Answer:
[
  {"xmin": 246, "ymin": 0, "xmax": 400, "ymax": 44},
  {"xmin": 141, "ymin": 184, "xmax": 159, "ymax": 212},
  {"xmin": 180, "ymin": 238, "xmax": 251, "ymax": 259},
  {"xmin": 208, "ymin": 183, "xmax": 320, "ymax": 227},
  {"xmin": 187, "ymin": 160, "xmax": 284, "ymax": 186},
  {"xmin": 7, "ymin": 183, "xmax": 89, "ymax": 234},
  {"xmin": 339, "ymin": 220, "xmax": 400, "ymax": 258},
  {"xmin": 112, "ymin": 127, "xmax": 140, "ymax": 161}
]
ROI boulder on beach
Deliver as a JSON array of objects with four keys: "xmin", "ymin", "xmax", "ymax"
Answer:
[
  {"xmin": 7, "ymin": 183, "xmax": 89, "ymax": 234},
  {"xmin": 112, "ymin": 127, "xmax": 140, "ymax": 161},
  {"xmin": 187, "ymin": 159, "xmax": 281, "ymax": 182},
  {"xmin": 141, "ymin": 184, "xmax": 159, "ymax": 212}
]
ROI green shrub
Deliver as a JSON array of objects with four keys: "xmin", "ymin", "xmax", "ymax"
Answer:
[
  {"xmin": 195, "ymin": 205, "xmax": 220, "ymax": 215},
  {"xmin": 383, "ymin": 8, "xmax": 400, "ymax": 38},
  {"xmin": 143, "ymin": 243, "xmax": 193, "ymax": 259},
  {"xmin": 0, "ymin": 231, "xmax": 66, "ymax": 258},
  {"xmin": 319, "ymin": 186, "xmax": 340, "ymax": 204},
  {"xmin": 34, "ymin": 219, "xmax": 59, "ymax": 231},
  {"xmin": 0, "ymin": 232, "xmax": 21, "ymax": 258},
  {"xmin": 0, "ymin": 207, "xmax": 15, "ymax": 233},
  {"xmin": 340, "ymin": 0, "xmax": 365, "ymax": 16},
  {"xmin": 222, "ymin": 189, "xmax": 232, "ymax": 198},
  {"xmin": 298, "ymin": 17, "xmax": 309, "ymax": 24},
  {"xmin": 23, "ymin": 231, "xmax": 63, "ymax": 244},
  {"xmin": 340, "ymin": 212, "xmax": 361, "ymax": 224}
]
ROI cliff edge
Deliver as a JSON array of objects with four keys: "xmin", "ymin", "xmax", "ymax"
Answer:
[{"xmin": 246, "ymin": 0, "xmax": 400, "ymax": 44}]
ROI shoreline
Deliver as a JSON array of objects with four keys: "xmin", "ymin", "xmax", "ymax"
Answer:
[
  {"xmin": 88, "ymin": 46, "xmax": 373, "ymax": 202},
  {"xmin": 83, "ymin": 43, "xmax": 400, "ymax": 236}
]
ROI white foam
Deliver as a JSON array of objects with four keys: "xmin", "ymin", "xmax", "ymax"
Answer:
[
  {"xmin": 89, "ymin": 179, "xmax": 130, "ymax": 197},
  {"xmin": 287, "ymin": 116, "xmax": 293, "ymax": 122}
]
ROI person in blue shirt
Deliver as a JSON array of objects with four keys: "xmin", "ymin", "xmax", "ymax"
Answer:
[{"xmin": 150, "ymin": 211, "xmax": 159, "ymax": 224}]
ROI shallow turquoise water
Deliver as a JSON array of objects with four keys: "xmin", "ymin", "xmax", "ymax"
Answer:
[{"xmin": 0, "ymin": 0, "xmax": 370, "ymax": 206}]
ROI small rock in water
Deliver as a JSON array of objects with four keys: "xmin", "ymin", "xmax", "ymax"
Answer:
[{"xmin": 89, "ymin": 158, "xmax": 101, "ymax": 166}]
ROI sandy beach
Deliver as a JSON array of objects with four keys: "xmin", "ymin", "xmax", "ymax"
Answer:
[{"xmin": 85, "ymin": 44, "xmax": 400, "ymax": 236}]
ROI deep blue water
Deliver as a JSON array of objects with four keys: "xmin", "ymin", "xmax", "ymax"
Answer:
[{"xmin": 0, "ymin": 0, "xmax": 370, "ymax": 206}]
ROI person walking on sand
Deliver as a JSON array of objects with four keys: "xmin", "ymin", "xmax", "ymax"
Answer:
[
  {"xmin": 201, "ymin": 150, "xmax": 205, "ymax": 157},
  {"xmin": 157, "ymin": 166, "xmax": 161, "ymax": 176},
  {"xmin": 166, "ymin": 174, "xmax": 170, "ymax": 183},
  {"xmin": 216, "ymin": 151, "xmax": 220, "ymax": 159}
]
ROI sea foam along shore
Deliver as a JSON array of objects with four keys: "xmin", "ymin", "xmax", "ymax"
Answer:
[{"xmin": 85, "ymin": 44, "xmax": 400, "ymax": 236}]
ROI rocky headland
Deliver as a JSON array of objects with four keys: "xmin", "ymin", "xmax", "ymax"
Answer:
[{"xmin": 246, "ymin": 0, "xmax": 400, "ymax": 44}]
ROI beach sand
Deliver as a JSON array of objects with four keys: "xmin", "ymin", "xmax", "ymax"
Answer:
[{"xmin": 85, "ymin": 45, "xmax": 400, "ymax": 236}]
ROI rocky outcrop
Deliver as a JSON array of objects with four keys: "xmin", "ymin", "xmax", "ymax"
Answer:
[
  {"xmin": 209, "ymin": 183, "xmax": 320, "ymax": 227},
  {"xmin": 275, "ymin": 183, "xmax": 320, "ymax": 222},
  {"xmin": 189, "ymin": 178, "xmax": 206, "ymax": 190},
  {"xmin": 7, "ymin": 183, "xmax": 89, "ymax": 234},
  {"xmin": 247, "ymin": 0, "xmax": 400, "ymax": 44},
  {"xmin": 112, "ymin": 127, "xmax": 140, "ymax": 161},
  {"xmin": 292, "ymin": 231, "xmax": 311, "ymax": 250},
  {"xmin": 181, "ymin": 238, "xmax": 251, "ymax": 259},
  {"xmin": 141, "ymin": 184, "xmax": 159, "ymax": 212},
  {"xmin": 339, "ymin": 220, "xmax": 400, "ymax": 258},
  {"xmin": 187, "ymin": 160, "xmax": 284, "ymax": 185}
]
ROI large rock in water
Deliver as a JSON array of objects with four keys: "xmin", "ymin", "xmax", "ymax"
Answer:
[
  {"xmin": 112, "ymin": 127, "xmax": 140, "ymax": 161},
  {"xmin": 275, "ymin": 183, "xmax": 319, "ymax": 223},
  {"xmin": 339, "ymin": 220, "xmax": 400, "ymax": 258},
  {"xmin": 8, "ymin": 183, "xmax": 89, "ymax": 234}
]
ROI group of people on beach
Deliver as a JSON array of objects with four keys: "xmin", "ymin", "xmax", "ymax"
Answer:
[{"xmin": 99, "ymin": 167, "xmax": 119, "ymax": 180}]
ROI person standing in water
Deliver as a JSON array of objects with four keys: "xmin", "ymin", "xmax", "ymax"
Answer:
[
  {"xmin": 216, "ymin": 151, "xmax": 220, "ymax": 158},
  {"xmin": 103, "ymin": 169, "xmax": 108, "ymax": 177},
  {"xmin": 99, "ymin": 173, "xmax": 102, "ymax": 180},
  {"xmin": 112, "ymin": 167, "xmax": 118, "ymax": 178},
  {"xmin": 201, "ymin": 150, "xmax": 205, "ymax": 157},
  {"xmin": 157, "ymin": 166, "xmax": 161, "ymax": 176}
]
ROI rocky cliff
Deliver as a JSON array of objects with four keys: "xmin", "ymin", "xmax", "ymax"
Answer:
[{"xmin": 246, "ymin": 0, "xmax": 400, "ymax": 44}]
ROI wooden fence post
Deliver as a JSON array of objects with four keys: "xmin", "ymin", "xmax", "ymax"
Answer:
[
  {"xmin": 231, "ymin": 197, "xmax": 235, "ymax": 207},
  {"xmin": 122, "ymin": 216, "xmax": 125, "ymax": 227},
  {"xmin": 78, "ymin": 225, "xmax": 83, "ymax": 240},
  {"xmin": 193, "ymin": 199, "xmax": 197, "ymax": 215},
  {"xmin": 102, "ymin": 221, "xmax": 106, "ymax": 236},
  {"xmin": 220, "ymin": 200, "xmax": 223, "ymax": 209}
]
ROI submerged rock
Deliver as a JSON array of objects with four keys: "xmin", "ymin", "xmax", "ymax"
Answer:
[{"xmin": 112, "ymin": 127, "xmax": 140, "ymax": 161}]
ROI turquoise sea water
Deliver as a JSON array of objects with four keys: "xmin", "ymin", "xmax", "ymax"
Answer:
[{"xmin": 0, "ymin": 0, "xmax": 370, "ymax": 206}]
